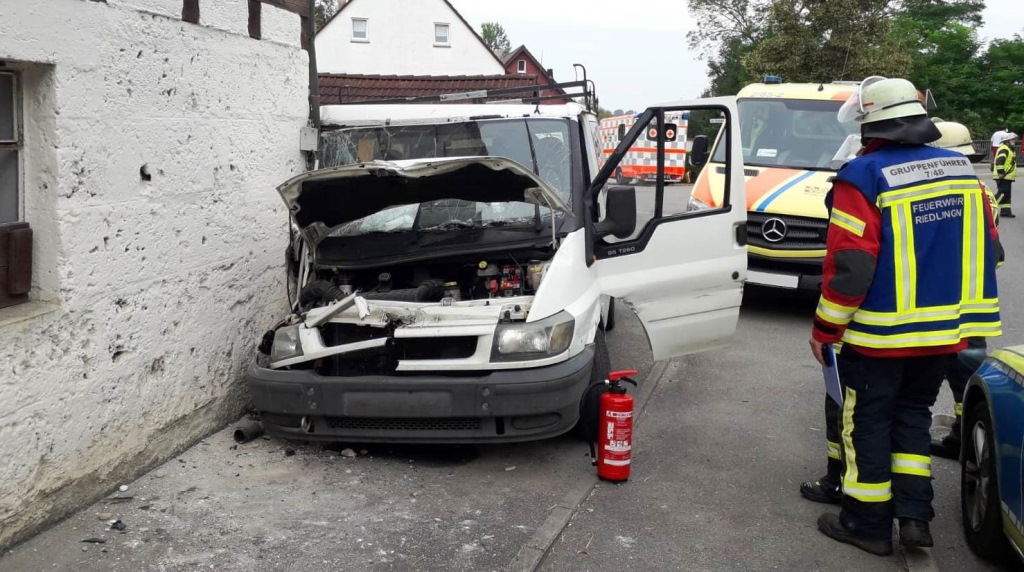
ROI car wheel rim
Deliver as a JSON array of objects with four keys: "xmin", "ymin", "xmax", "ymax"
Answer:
[{"xmin": 964, "ymin": 420, "xmax": 990, "ymax": 531}]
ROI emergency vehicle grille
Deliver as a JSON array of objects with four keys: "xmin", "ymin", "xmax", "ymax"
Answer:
[
  {"xmin": 746, "ymin": 212, "xmax": 828, "ymax": 251},
  {"xmin": 324, "ymin": 416, "xmax": 483, "ymax": 431}
]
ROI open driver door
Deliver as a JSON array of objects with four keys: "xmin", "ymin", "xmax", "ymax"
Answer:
[{"xmin": 587, "ymin": 98, "xmax": 747, "ymax": 361}]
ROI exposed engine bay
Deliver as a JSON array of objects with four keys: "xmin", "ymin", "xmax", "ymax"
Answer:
[
  {"xmin": 297, "ymin": 253, "xmax": 551, "ymax": 310},
  {"xmin": 261, "ymin": 248, "xmax": 562, "ymax": 376}
]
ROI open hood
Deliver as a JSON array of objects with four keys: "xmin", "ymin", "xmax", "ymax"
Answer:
[{"xmin": 277, "ymin": 157, "xmax": 571, "ymax": 247}]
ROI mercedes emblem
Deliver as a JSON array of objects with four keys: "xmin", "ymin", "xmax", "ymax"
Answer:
[{"xmin": 761, "ymin": 217, "xmax": 788, "ymax": 243}]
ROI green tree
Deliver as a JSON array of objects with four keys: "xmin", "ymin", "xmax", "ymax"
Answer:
[
  {"xmin": 314, "ymin": 0, "xmax": 339, "ymax": 31},
  {"xmin": 480, "ymin": 22, "xmax": 512, "ymax": 59},
  {"xmin": 980, "ymin": 36, "xmax": 1024, "ymax": 136},
  {"xmin": 743, "ymin": 0, "xmax": 911, "ymax": 82},
  {"xmin": 687, "ymin": 0, "xmax": 769, "ymax": 99}
]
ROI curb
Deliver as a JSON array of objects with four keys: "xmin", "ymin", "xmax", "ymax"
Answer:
[{"xmin": 506, "ymin": 360, "xmax": 671, "ymax": 572}]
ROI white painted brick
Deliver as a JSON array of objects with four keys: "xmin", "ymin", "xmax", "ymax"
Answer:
[{"xmin": 0, "ymin": 0, "xmax": 306, "ymax": 549}]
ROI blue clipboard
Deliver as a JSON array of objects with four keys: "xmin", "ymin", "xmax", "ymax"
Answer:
[{"xmin": 822, "ymin": 344, "xmax": 843, "ymax": 405}]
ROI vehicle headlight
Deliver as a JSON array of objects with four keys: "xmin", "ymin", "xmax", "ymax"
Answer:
[
  {"xmin": 270, "ymin": 324, "xmax": 304, "ymax": 363},
  {"xmin": 491, "ymin": 311, "xmax": 575, "ymax": 362},
  {"xmin": 687, "ymin": 194, "xmax": 712, "ymax": 212}
]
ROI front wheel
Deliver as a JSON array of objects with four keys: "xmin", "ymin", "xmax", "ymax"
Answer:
[
  {"xmin": 961, "ymin": 401, "xmax": 1014, "ymax": 562},
  {"xmin": 572, "ymin": 329, "xmax": 611, "ymax": 441},
  {"xmin": 615, "ymin": 169, "xmax": 628, "ymax": 186}
]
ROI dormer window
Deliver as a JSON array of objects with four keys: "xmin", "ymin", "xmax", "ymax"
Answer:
[
  {"xmin": 434, "ymin": 23, "xmax": 450, "ymax": 46},
  {"xmin": 517, "ymin": 60, "xmax": 526, "ymax": 74},
  {"xmin": 351, "ymin": 18, "xmax": 368, "ymax": 42}
]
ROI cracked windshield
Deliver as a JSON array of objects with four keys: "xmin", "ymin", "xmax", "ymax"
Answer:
[{"xmin": 319, "ymin": 119, "xmax": 572, "ymax": 235}]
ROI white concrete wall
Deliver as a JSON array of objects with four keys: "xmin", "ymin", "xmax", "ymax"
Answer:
[
  {"xmin": 0, "ymin": 0, "xmax": 308, "ymax": 549},
  {"xmin": 316, "ymin": 0, "xmax": 504, "ymax": 75}
]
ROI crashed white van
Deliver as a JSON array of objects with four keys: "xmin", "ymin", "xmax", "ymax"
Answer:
[{"xmin": 245, "ymin": 85, "xmax": 748, "ymax": 443}]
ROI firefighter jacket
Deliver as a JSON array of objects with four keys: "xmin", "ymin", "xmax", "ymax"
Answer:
[
  {"xmin": 813, "ymin": 142, "xmax": 1001, "ymax": 356},
  {"xmin": 994, "ymin": 143, "xmax": 1017, "ymax": 181}
]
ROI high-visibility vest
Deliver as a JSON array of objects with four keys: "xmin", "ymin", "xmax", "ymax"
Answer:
[
  {"xmin": 993, "ymin": 144, "xmax": 1017, "ymax": 181},
  {"xmin": 832, "ymin": 145, "xmax": 1001, "ymax": 349}
]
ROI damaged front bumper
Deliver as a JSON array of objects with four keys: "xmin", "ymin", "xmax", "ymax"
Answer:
[{"xmin": 245, "ymin": 345, "xmax": 594, "ymax": 443}]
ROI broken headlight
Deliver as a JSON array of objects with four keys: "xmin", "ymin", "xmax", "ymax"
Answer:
[
  {"xmin": 270, "ymin": 324, "xmax": 303, "ymax": 363},
  {"xmin": 491, "ymin": 311, "xmax": 575, "ymax": 362}
]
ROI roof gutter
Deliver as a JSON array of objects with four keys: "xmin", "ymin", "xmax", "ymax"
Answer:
[{"xmin": 306, "ymin": 0, "xmax": 321, "ymax": 131}]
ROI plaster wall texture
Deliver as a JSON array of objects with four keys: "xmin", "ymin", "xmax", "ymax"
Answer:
[
  {"xmin": 0, "ymin": 0, "xmax": 308, "ymax": 549},
  {"xmin": 316, "ymin": 0, "xmax": 504, "ymax": 76}
]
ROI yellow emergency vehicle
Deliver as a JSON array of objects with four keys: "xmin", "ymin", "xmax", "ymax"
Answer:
[{"xmin": 688, "ymin": 78, "xmax": 860, "ymax": 290}]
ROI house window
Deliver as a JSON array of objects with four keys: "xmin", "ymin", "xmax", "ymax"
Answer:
[
  {"xmin": 517, "ymin": 60, "xmax": 527, "ymax": 74},
  {"xmin": 352, "ymin": 18, "xmax": 368, "ymax": 41},
  {"xmin": 0, "ymin": 71, "xmax": 20, "ymax": 224},
  {"xmin": 434, "ymin": 23, "xmax": 450, "ymax": 46}
]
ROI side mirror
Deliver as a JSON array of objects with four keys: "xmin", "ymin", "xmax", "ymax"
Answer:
[
  {"xmin": 595, "ymin": 186, "xmax": 637, "ymax": 239},
  {"xmin": 617, "ymin": 124, "xmax": 626, "ymax": 141},
  {"xmin": 690, "ymin": 135, "xmax": 709, "ymax": 166}
]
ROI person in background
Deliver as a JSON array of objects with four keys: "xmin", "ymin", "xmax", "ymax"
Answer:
[
  {"xmin": 993, "ymin": 131, "xmax": 1017, "ymax": 218},
  {"xmin": 927, "ymin": 119, "xmax": 1003, "ymax": 460},
  {"xmin": 809, "ymin": 77, "xmax": 1001, "ymax": 556},
  {"xmin": 991, "ymin": 125, "xmax": 1008, "ymax": 160}
]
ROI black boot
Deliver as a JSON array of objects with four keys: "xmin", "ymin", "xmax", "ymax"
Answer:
[
  {"xmin": 931, "ymin": 417, "xmax": 962, "ymax": 460},
  {"xmin": 800, "ymin": 474, "xmax": 842, "ymax": 505},
  {"xmin": 898, "ymin": 518, "xmax": 934, "ymax": 548},
  {"xmin": 1002, "ymin": 210, "xmax": 1015, "ymax": 219},
  {"xmin": 817, "ymin": 513, "xmax": 894, "ymax": 556}
]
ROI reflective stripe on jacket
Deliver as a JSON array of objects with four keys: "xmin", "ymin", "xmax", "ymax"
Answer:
[
  {"xmin": 833, "ymin": 145, "xmax": 1001, "ymax": 349},
  {"xmin": 994, "ymin": 144, "xmax": 1017, "ymax": 181}
]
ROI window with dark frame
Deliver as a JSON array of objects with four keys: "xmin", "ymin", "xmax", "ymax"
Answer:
[
  {"xmin": 352, "ymin": 18, "xmax": 367, "ymax": 41},
  {"xmin": 0, "ymin": 71, "xmax": 19, "ymax": 224},
  {"xmin": 434, "ymin": 23, "xmax": 450, "ymax": 45},
  {"xmin": 517, "ymin": 60, "xmax": 527, "ymax": 74},
  {"xmin": 0, "ymin": 68, "xmax": 31, "ymax": 309}
]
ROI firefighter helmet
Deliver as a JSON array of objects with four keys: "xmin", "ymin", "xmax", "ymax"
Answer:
[
  {"xmin": 838, "ymin": 76, "xmax": 927, "ymax": 124},
  {"xmin": 932, "ymin": 120, "xmax": 977, "ymax": 156}
]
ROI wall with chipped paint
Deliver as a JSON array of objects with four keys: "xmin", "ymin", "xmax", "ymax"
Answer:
[{"xmin": 0, "ymin": 0, "xmax": 308, "ymax": 549}]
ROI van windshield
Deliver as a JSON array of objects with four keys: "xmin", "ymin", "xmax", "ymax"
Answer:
[
  {"xmin": 711, "ymin": 98, "xmax": 858, "ymax": 170},
  {"xmin": 318, "ymin": 119, "xmax": 573, "ymax": 237}
]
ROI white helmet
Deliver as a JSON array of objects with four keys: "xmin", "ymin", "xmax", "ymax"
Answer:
[
  {"xmin": 999, "ymin": 132, "xmax": 1018, "ymax": 144},
  {"xmin": 838, "ymin": 76, "xmax": 927, "ymax": 124},
  {"xmin": 931, "ymin": 121, "xmax": 977, "ymax": 156}
]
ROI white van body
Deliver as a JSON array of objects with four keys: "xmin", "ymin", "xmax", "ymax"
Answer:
[{"xmin": 244, "ymin": 97, "xmax": 748, "ymax": 443}]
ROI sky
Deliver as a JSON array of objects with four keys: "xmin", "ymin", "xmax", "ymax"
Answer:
[{"xmin": 449, "ymin": 0, "xmax": 1024, "ymax": 112}]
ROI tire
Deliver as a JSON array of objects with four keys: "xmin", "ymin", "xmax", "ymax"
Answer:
[
  {"xmin": 615, "ymin": 169, "xmax": 628, "ymax": 186},
  {"xmin": 572, "ymin": 329, "xmax": 612, "ymax": 441},
  {"xmin": 604, "ymin": 297, "xmax": 617, "ymax": 331},
  {"xmin": 961, "ymin": 401, "xmax": 1015, "ymax": 562}
]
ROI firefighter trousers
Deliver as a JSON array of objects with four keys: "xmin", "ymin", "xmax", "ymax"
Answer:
[
  {"xmin": 823, "ymin": 392, "xmax": 843, "ymax": 487},
  {"xmin": 945, "ymin": 337, "xmax": 988, "ymax": 422},
  {"xmin": 996, "ymin": 179, "xmax": 1013, "ymax": 214},
  {"xmin": 836, "ymin": 346, "xmax": 952, "ymax": 540}
]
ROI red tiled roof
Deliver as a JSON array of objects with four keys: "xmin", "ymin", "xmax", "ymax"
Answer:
[{"xmin": 318, "ymin": 73, "xmax": 554, "ymax": 104}]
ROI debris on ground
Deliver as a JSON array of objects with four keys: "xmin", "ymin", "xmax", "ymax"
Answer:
[
  {"xmin": 106, "ymin": 496, "xmax": 134, "ymax": 504},
  {"xmin": 97, "ymin": 512, "xmax": 113, "ymax": 521},
  {"xmin": 109, "ymin": 520, "xmax": 127, "ymax": 532},
  {"xmin": 118, "ymin": 485, "xmax": 129, "ymax": 492},
  {"xmin": 285, "ymin": 447, "xmax": 296, "ymax": 457},
  {"xmin": 505, "ymin": 466, "xmax": 516, "ymax": 471},
  {"xmin": 80, "ymin": 538, "xmax": 106, "ymax": 544},
  {"xmin": 340, "ymin": 448, "xmax": 357, "ymax": 458}
]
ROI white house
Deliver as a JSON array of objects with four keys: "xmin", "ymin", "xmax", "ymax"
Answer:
[
  {"xmin": 0, "ymin": 0, "xmax": 309, "ymax": 549},
  {"xmin": 316, "ymin": 0, "xmax": 505, "ymax": 76}
]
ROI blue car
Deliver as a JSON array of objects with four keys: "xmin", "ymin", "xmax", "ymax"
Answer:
[{"xmin": 961, "ymin": 346, "xmax": 1024, "ymax": 563}]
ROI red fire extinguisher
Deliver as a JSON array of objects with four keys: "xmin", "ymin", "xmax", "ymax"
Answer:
[{"xmin": 596, "ymin": 369, "xmax": 638, "ymax": 482}]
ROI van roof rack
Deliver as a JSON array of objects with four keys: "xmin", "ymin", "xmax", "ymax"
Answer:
[{"xmin": 339, "ymin": 79, "xmax": 599, "ymax": 113}]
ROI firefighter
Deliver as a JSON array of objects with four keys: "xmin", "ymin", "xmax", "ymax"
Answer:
[
  {"xmin": 993, "ymin": 131, "xmax": 1017, "ymax": 218},
  {"xmin": 808, "ymin": 77, "xmax": 1001, "ymax": 556},
  {"xmin": 928, "ymin": 120, "xmax": 1003, "ymax": 460}
]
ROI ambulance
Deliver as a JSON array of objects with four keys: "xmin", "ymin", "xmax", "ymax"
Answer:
[
  {"xmin": 598, "ymin": 112, "xmax": 688, "ymax": 184},
  {"xmin": 687, "ymin": 78, "xmax": 860, "ymax": 290}
]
